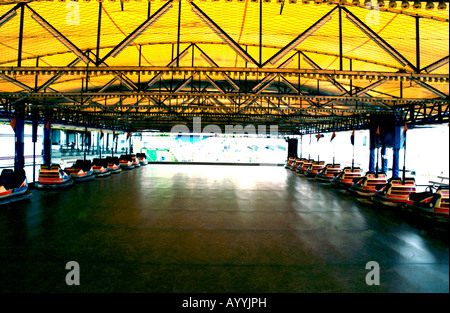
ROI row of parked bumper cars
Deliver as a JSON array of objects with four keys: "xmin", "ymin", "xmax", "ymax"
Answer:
[
  {"xmin": 289, "ymin": 163, "xmax": 449, "ymax": 223},
  {"xmin": 2, "ymin": 152, "xmax": 149, "ymax": 206}
]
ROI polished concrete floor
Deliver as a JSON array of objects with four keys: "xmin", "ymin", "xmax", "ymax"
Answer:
[{"xmin": 0, "ymin": 164, "xmax": 448, "ymax": 293}]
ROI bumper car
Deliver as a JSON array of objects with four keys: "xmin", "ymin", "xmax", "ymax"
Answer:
[
  {"xmin": 131, "ymin": 155, "xmax": 141, "ymax": 168},
  {"xmin": 305, "ymin": 161, "xmax": 325, "ymax": 178},
  {"xmin": 92, "ymin": 158, "xmax": 111, "ymax": 177},
  {"xmin": 331, "ymin": 167, "xmax": 363, "ymax": 189},
  {"xmin": 349, "ymin": 172, "xmax": 388, "ymax": 197},
  {"xmin": 372, "ymin": 177, "xmax": 416, "ymax": 207},
  {"xmin": 36, "ymin": 164, "xmax": 73, "ymax": 189},
  {"xmin": 64, "ymin": 160, "xmax": 95, "ymax": 183},
  {"xmin": 0, "ymin": 168, "xmax": 30, "ymax": 206},
  {"xmin": 105, "ymin": 157, "xmax": 122, "ymax": 174},
  {"xmin": 119, "ymin": 155, "xmax": 134, "ymax": 170},
  {"xmin": 315, "ymin": 164, "xmax": 341, "ymax": 183},
  {"xmin": 297, "ymin": 159, "xmax": 314, "ymax": 175},
  {"xmin": 136, "ymin": 153, "xmax": 148, "ymax": 165},
  {"xmin": 291, "ymin": 158, "xmax": 306, "ymax": 172},
  {"xmin": 405, "ymin": 185, "xmax": 449, "ymax": 222},
  {"xmin": 285, "ymin": 157, "xmax": 295, "ymax": 169}
]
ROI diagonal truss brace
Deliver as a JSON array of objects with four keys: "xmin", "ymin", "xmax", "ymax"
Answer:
[
  {"xmin": 190, "ymin": 1, "xmax": 259, "ymax": 67},
  {"xmin": 343, "ymin": 6, "xmax": 416, "ymax": 71},
  {"xmin": 421, "ymin": 55, "xmax": 449, "ymax": 74},
  {"xmin": 100, "ymin": 0, "xmax": 174, "ymax": 65},
  {"xmin": 28, "ymin": 4, "xmax": 137, "ymax": 91}
]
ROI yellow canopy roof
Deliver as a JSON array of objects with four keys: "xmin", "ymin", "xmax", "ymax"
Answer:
[{"xmin": 0, "ymin": 0, "xmax": 448, "ymax": 132}]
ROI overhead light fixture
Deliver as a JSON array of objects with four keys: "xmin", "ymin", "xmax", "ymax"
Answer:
[
  {"xmin": 346, "ymin": 13, "xmax": 409, "ymax": 67},
  {"xmin": 339, "ymin": 0, "xmax": 347, "ymax": 4},
  {"xmin": 413, "ymin": 0, "xmax": 422, "ymax": 9},
  {"xmin": 423, "ymin": 56, "xmax": 449, "ymax": 73},
  {"xmin": 269, "ymin": 14, "xmax": 332, "ymax": 65},
  {"xmin": 352, "ymin": 0, "xmax": 360, "ymax": 5},
  {"xmin": 401, "ymin": 0, "xmax": 410, "ymax": 9},
  {"xmin": 438, "ymin": 1, "xmax": 447, "ymax": 10},
  {"xmin": 109, "ymin": 1, "xmax": 173, "ymax": 58},
  {"xmin": 191, "ymin": 3, "xmax": 255, "ymax": 65},
  {"xmin": 0, "ymin": 9, "xmax": 17, "ymax": 28},
  {"xmin": 378, "ymin": 0, "xmax": 386, "ymax": 7},
  {"xmin": 426, "ymin": 1, "xmax": 434, "ymax": 10},
  {"xmin": 389, "ymin": 0, "xmax": 397, "ymax": 8},
  {"xmin": 31, "ymin": 12, "xmax": 90, "ymax": 64}
]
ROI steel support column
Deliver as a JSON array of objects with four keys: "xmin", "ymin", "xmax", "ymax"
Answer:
[
  {"xmin": 14, "ymin": 113, "xmax": 25, "ymax": 172},
  {"xmin": 287, "ymin": 138, "xmax": 298, "ymax": 159},
  {"xmin": 381, "ymin": 142, "xmax": 388, "ymax": 174},
  {"xmin": 369, "ymin": 126, "xmax": 377, "ymax": 172},
  {"xmin": 392, "ymin": 125, "xmax": 402, "ymax": 178},
  {"xmin": 32, "ymin": 118, "xmax": 38, "ymax": 183},
  {"xmin": 43, "ymin": 117, "xmax": 52, "ymax": 166}
]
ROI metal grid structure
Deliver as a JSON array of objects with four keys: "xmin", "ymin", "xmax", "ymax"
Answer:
[{"xmin": 0, "ymin": 0, "xmax": 448, "ymax": 134}]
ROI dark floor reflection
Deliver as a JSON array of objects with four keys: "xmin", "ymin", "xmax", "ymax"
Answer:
[{"xmin": 0, "ymin": 165, "xmax": 448, "ymax": 292}]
